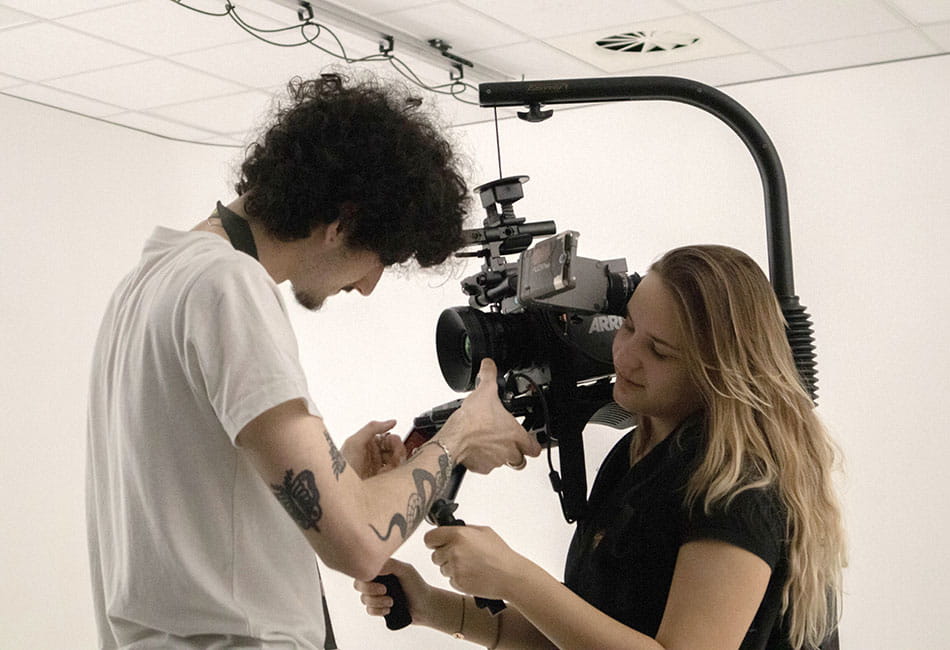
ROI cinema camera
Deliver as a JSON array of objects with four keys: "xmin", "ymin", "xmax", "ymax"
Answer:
[{"xmin": 405, "ymin": 174, "xmax": 640, "ymax": 528}]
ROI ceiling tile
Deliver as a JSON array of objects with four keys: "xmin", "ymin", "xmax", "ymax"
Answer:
[
  {"xmin": 1, "ymin": 82, "xmax": 123, "ymax": 116},
  {"xmin": 765, "ymin": 28, "xmax": 939, "ymax": 73},
  {"xmin": 547, "ymin": 14, "xmax": 748, "ymax": 73},
  {"xmin": 703, "ymin": 0, "xmax": 906, "ymax": 49},
  {"xmin": 106, "ymin": 110, "xmax": 220, "ymax": 142},
  {"xmin": 0, "ymin": 0, "xmax": 132, "ymax": 19},
  {"xmin": 198, "ymin": 133, "xmax": 246, "ymax": 147},
  {"xmin": 47, "ymin": 59, "xmax": 246, "ymax": 110},
  {"xmin": 0, "ymin": 22, "xmax": 147, "ymax": 81},
  {"xmin": 151, "ymin": 90, "xmax": 275, "ymax": 135},
  {"xmin": 675, "ymin": 0, "xmax": 771, "ymax": 9},
  {"xmin": 315, "ymin": 0, "xmax": 435, "ymax": 15},
  {"xmin": 171, "ymin": 38, "xmax": 339, "ymax": 89},
  {"xmin": 378, "ymin": 2, "xmax": 526, "ymax": 52},
  {"xmin": 0, "ymin": 73, "xmax": 24, "ymax": 88},
  {"xmin": 306, "ymin": 20, "xmax": 391, "ymax": 59},
  {"xmin": 232, "ymin": 0, "xmax": 323, "ymax": 24},
  {"xmin": 620, "ymin": 51, "xmax": 789, "ymax": 86},
  {"xmin": 0, "ymin": 4, "xmax": 35, "ymax": 27},
  {"xmin": 429, "ymin": 92, "xmax": 499, "ymax": 126},
  {"xmin": 457, "ymin": 0, "xmax": 684, "ymax": 39},
  {"xmin": 921, "ymin": 22, "xmax": 950, "ymax": 49},
  {"xmin": 60, "ymin": 1, "xmax": 253, "ymax": 56},
  {"xmin": 464, "ymin": 40, "xmax": 604, "ymax": 79},
  {"xmin": 887, "ymin": 0, "xmax": 950, "ymax": 24},
  {"xmin": 170, "ymin": 20, "xmax": 384, "ymax": 88}
]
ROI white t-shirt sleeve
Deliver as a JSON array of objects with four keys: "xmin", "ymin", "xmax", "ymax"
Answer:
[{"xmin": 180, "ymin": 255, "xmax": 320, "ymax": 443}]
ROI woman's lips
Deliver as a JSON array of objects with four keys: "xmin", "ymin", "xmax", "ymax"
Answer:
[{"xmin": 617, "ymin": 373, "xmax": 645, "ymax": 389}]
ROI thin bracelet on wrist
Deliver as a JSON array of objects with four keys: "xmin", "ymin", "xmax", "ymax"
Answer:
[
  {"xmin": 487, "ymin": 607, "xmax": 502, "ymax": 650},
  {"xmin": 452, "ymin": 594, "xmax": 466, "ymax": 640},
  {"xmin": 431, "ymin": 438, "xmax": 454, "ymax": 468}
]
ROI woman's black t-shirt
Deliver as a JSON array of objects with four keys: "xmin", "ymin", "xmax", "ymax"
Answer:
[{"xmin": 563, "ymin": 417, "xmax": 793, "ymax": 649}]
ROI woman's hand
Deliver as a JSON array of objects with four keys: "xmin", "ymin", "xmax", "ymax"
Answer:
[
  {"xmin": 353, "ymin": 558, "xmax": 436, "ymax": 626},
  {"xmin": 425, "ymin": 525, "xmax": 528, "ymax": 601},
  {"xmin": 340, "ymin": 419, "xmax": 406, "ymax": 478}
]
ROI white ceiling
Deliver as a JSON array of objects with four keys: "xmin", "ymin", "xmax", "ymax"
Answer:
[{"xmin": 1, "ymin": 0, "xmax": 948, "ymax": 147}]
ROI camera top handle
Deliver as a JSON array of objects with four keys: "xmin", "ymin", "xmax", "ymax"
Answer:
[{"xmin": 478, "ymin": 76, "xmax": 818, "ymax": 402}]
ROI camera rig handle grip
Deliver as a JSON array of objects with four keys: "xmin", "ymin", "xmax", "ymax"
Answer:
[
  {"xmin": 371, "ymin": 467, "xmax": 507, "ymax": 634},
  {"xmin": 429, "ymin": 467, "xmax": 508, "ymax": 615},
  {"xmin": 373, "ymin": 573, "xmax": 413, "ymax": 630},
  {"xmin": 374, "ymin": 401, "xmax": 516, "ymax": 632}
]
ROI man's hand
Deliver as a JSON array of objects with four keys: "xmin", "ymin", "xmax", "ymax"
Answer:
[
  {"xmin": 354, "ymin": 558, "xmax": 436, "ymax": 626},
  {"xmin": 341, "ymin": 419, "xmax": 407, "ymax": 479},
  {"xmin": 436, "ymin": 358, "xmax": 541, "ymax": 474}
]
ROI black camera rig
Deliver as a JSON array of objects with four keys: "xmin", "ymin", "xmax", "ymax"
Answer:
[{"xmin": 423, "ymin": 174, "xmax": 639, "ymax": 525}]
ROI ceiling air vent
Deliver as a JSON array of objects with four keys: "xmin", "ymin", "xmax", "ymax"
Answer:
[{"xmin": 595, "ymin": 31, "xmax": 699, "ymax": 53}]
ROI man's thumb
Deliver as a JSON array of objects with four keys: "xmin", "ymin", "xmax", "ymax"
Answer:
[{"xmin": 475, "ymin": 357, "xmax": 497, "ymax": 387}]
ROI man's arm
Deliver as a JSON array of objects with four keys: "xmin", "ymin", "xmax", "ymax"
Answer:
[{"xmin": 237, "ymin": 359, "xmax": 539, "ymax": 581}]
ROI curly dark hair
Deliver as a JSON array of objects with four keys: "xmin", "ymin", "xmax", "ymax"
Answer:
[{"xmin": 236, "ymin": 73, "xmax": 468, "ymax": 266}]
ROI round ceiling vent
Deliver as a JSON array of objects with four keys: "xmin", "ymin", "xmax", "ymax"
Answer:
[{"xmin": 595, "ymin": 31, "xmax": 700, "ymax": 53}]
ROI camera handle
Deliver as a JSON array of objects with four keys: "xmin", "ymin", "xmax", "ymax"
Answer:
[
  {"xmin": 429, "ymin": 466, "xmax": 508, "ymax": 615},
  {"xmin": 373, "ymin": 465, "xmax": 506, "ymax": 631}
]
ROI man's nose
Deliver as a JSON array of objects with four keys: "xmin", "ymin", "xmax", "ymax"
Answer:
[{"xmin": 355, "ymin": 264, "xmax": 384, "ymax": 296}]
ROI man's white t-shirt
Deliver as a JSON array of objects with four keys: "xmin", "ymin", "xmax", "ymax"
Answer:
[{"xmin": 86, "ymin": 227, "xmax": 331, "ymax": 648}]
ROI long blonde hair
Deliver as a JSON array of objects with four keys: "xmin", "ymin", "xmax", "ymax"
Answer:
[{"xmin": 652, "ymin": 245, "xmax": 845, "ymax": 649}]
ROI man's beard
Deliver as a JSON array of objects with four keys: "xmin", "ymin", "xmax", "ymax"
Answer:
[{"xmin": 293, "ymin": 286, "xmax": 325, "ymax": 311}]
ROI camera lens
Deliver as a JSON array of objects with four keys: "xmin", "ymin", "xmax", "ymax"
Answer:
[
  {"xmin": 436, "ymin": 307, "xmax": 541, "ymax": 392},
  {"xmin": 461, "ymin": 335, "xmax": 473, "ymax": 364}
]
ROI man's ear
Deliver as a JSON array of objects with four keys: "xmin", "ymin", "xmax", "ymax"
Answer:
[
  {"xmin": 336, "ymin": 202, "xmax": 359, "ymax": 234},
  {"xmin": 323, "ymin": 202, "xmax": 358, "ymax": 246},
  {"xmin": 322, "ymin": 219, "xmax": 343, "ymax": 245}
]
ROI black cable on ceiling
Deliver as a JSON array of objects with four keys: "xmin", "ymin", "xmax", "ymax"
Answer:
[{"xmin": 171, "ymin": 0, "xmax": 481, "ymax": 106}]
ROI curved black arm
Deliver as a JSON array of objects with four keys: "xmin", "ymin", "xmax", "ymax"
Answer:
[{"xmin": 478, "ymin": 76, "xmax": 817, "ymax": 399}]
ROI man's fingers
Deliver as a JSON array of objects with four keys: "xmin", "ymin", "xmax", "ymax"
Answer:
[
  {"xmin": 474, "ymin": 357, "xmax": 497, "ymax": 388},
  {"xmin": 367, "ymin": 419, "xmax": 397, "ymax": 434},
  {"xmin": 384, "ymin": 437, "xmax": 408, "ymax": 465},
  {"xmin": 522, "ymin": 430, "xmax": 542, "ymax": 456},
  {"xmin": 354, "ymin": 578, "xmax": 388, "ymax": 596}
]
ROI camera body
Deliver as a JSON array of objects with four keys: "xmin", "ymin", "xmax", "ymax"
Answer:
[
  {"xmin": 436, "ymin": 176, "xmax": 637, "ymax": 415},
  {"xmin": 436, "ymin": 175, "xmax": 636, "ymax": 397}
]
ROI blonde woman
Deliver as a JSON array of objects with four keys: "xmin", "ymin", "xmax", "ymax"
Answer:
[{"xmin": 356, "ymin": 245, "xmax": 846, "ymax": 649}]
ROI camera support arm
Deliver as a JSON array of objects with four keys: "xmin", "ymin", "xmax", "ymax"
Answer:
[{"xmin": 479, "ymin": 76, "xmax": 818, "ymax": 400}]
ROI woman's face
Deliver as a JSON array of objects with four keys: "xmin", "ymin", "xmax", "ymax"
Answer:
[{"xmin": 612, "ymin": 272, "xmax": 703, "ymax": 440}]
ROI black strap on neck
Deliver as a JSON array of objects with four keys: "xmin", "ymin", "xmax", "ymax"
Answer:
[{"xmin": 214, "ymin": 201, "xmax": 259, "ymax": 260}]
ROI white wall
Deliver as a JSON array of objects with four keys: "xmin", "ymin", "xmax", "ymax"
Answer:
[
  {"xmin": 0, "ymin": 94, "xmax": 241, "ymax": 646},
  {"xmin": 2, "ymin": 54, "xmax": 948, "ymax": 648}
]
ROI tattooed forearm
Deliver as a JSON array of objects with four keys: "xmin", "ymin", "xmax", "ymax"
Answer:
[
  {"xmin": 323, "ymin": 429, "xmax": 346, "ymax": 480},
  {"xmin": 272, "ymin": 469, "xmax": 323, "ymax": 531},
  {"xmin": 370, "ymin": 444, "xmax": 452, "ymax": 542}
]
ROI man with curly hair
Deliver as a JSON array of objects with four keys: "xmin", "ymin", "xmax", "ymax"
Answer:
[{"xmin": 86, "ymin": 72, "xmax": 540, "ymax": 649}]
